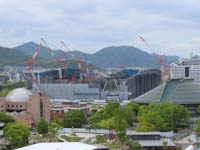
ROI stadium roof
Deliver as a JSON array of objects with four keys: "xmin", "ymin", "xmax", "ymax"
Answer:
[{"xmin": 133, "ymin": 78, "xmax": 200, "ymax": 104}]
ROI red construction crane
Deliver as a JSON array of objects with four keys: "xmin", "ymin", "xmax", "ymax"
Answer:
[
  {"xmin": 139, "ymin": 36, "xmax": 166, "ymax": 80},
  {"xmin": 81, "ymin": 53, "xmax": 94, "ymax": 85},
  {"xmin": 27, "ymin": 43, "xmax": 43, "ymax": 96},
  {"xmin": 60, "ymin": 41, "xmax": 84, "ymax": 83},
  {"xmin": 69, "ymin": 75, "xmax": 75, "ymax": 84},
  {"xmin": 41, "ymin": 38, "xmax": 66, "ymax": 80}
]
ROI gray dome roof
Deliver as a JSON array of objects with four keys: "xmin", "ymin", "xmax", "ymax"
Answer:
[{"xmin": 6, "ymin": 88, "xmax": 32, "ymax": 102}]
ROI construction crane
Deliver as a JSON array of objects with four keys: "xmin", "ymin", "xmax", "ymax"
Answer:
[
  {"xmin": 165, "ymin": 61, "xmax": 171, "ymax": 79},
  {"xmin": 81, "ymin": 53, "xmax": 94, "ymax": 85},
  {"xmin": 41, "ymin": 38, "xmax": 66, "ymax": 80},
  {"xmin": 69, "ymin": 75, "xmax": 75, "ymax": 84},
  {"xmin": 27, "ymin": 43, "xmax": 43, "ymax": 96},
  {"xmin": 60, "ymin": 41, "xmax": 84, "ymax": 83},
  {"xmin": 139, "ymin": 36, "xmax": 166, "ymax": 80}
]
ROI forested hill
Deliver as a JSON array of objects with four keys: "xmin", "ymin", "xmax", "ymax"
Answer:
[
  {"xmin": 0, "ymin": 46, "xmax": 98, "ymax": 71},
  {"xmin": 15, "ymin": 41, "xmax": 91, "ymax": 60},
  {"xmin": 89, "ymin": 46, "xmax": 160, "ymax": 68},
  {"xmin": 0, "ymin": 46, "xmax": 57, "ymax": 70}
]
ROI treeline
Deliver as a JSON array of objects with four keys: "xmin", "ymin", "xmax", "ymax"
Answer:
[{"xmin": 89, "ymin": 102, "xmax": 190, "ymax": 133}]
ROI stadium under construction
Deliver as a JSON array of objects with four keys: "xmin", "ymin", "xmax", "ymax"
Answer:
[{"xmin": 25, "ymin": 67, "xmax": 162, "ymax": 101}]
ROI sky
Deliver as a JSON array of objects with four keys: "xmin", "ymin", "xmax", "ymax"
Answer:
[{"xmin": 0, "ymin": 0, "xmax": 200, "ymax": 57}]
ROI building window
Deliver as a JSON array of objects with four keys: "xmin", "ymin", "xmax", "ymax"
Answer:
[
  {"xmin": 1, "ymin": 105, "xmax": 3, "ymax": 108},
  {"xmin": 20, "ymin": 105, "xmax": 22, "ymax": 108},
  {"xmin": 12, "ymin": 105, "xmax": 14, "ymax": 108},
  {"xmin": 16, "ymin": 105, "xmax": 18, "ymax": 108},
  {"xmin": 7, "ymin": 105, "xmax": 9, "ymax": 107}
]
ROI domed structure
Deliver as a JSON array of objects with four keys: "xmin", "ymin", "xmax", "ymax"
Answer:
[{"xmin": 5, "ymin": 88, "xmax": 32, "ymax": 102}]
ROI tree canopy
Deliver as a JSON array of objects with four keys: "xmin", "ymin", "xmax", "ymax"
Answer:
[
  {"xmin": 3, "ymin": 122, "xmax": 30, "ymax": 149},
  {"xmin": 49, "ymin": 122, "xmax": 63, "ymax": 135},
  {"xmin": 0, "ymin": 112, "xmax": 13, "ymax": 125},
  {"xmin": 129, "ymin": 141, "xmax": 143, "ymax": 150},
  {"xmin": 137, "ymin": 102, "xmax": 190, "ymax": 132},
  {"xmin": 64, "ymin": 110, "xmax": 87, "ymax": 128},
  {"xmin": 196, "ymin": 118, "xmax": 200, "ymax": 137},
  {"xmin": 36, "ymin": 117, "xmax": 49, "ymax": 135}
]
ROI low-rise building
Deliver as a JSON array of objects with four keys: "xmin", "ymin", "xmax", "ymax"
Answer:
[
  {"xmin": 15, "ymin": 142, "xmax": 109, "ymax": 150},
  {"xmin": 130, "ymin": 132, "xmax": 176, "ymax": 150},
  {"xmin": 50, "ymin": 101, "xmax": 90, "ymax": 120},
  {"xmin": 0, "ymin": 88, "xmax": 50, "ymax": 126}
]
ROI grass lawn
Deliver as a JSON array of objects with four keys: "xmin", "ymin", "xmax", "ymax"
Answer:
[{"xmin": 61, "ymin": 135, "xmax": 83, "ymax": 142}]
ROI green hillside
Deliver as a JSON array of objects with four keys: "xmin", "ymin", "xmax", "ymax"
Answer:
[
  {"xmin": 90, "ymin": 46, "xmax": 160, "ymax": 68},
  {"xmin": 15, "ymin": 42, "xmax": 91, "ymax": 60},
  {"xmin": 0, "ymin": 46, "xmax": 98, "ymax": 71}
]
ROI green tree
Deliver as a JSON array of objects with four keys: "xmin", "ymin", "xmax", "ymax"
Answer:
[
  {"xmin": 36, "ymin": 117, "xmax": 49, "ymax": 135},
  {"xmin": 124, "ymin": 106, "xmax": 137, "ymax": 126},
  {"xmin": 145, "ymin": 102, "xmax": 189, "ymax": 131},
  {"xmin": 2, "ymin": 122, "xmax": 14, "ymax": 135},
  {"xmin": 195, "ymin": 119, "xmax": 200, "ymax": 137},
  {"xmin": 51, "ymin": 117, "xmax": 64, "ymax": 127},
  {"xmin": 113, "ymin": 117, "xmax": 128, "ymax": 140},
  {"xmin": 138, "ymin": 105, "xmax": 146, "ymax": 116},
  {"xmin": 3, "ymin": 122, "xmax": 30, "ymax": 149},
  {"xmin": 197, "ymin": 105, "xmax": 200, "ymax": 115},
  {"xmin": 173, "ymin": 104, "xmax": 190, "ymax": 128},
  {"xmin": 90, "ymin": 109, "xmax": 108, "ymax": 123},
  {"xmin": 0, "ymin": 112, "xmax": 13, "ymax": 127},
  {"xmin": 129, "ymin": 141, "xmax": 143, "ymax": 150},
  {"xmin": 98, "ymin": 117, "xmax": 115, "ymax": 129},
  {"xmin": 127, "ymin": 102, "xmax": 139, "ymax": 114},
  {"xmin": 136, "ymin": 122, "xmax": 157, "ymax": 132},
  {"xmin": 91, "ymin": 109, "xmax": 98, "ymax": 114},
  {"xmin": 49, "ymin": 122, "xmax": 63, "ymax": 135},
  {"xmin": 104, "ymin": 102, "xmax": 121, "ymax": 118},
  {"xmin": 137, "ymin": 110, "xmax": 167, "ymax": 132},
  {"xmin": 64, "ymin": 110, "xmax": 86, "ymax": 128}
]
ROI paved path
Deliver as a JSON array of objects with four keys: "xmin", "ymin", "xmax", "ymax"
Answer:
[{"xmin": 57, "ymin": 134, "xmax": 68, "ymax": 142}]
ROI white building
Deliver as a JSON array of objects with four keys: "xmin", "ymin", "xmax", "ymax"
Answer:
[
  {"xmin": 15, "ymin": 142, "xmax": 109, "ymax": 150},
  {"xmin": 170, "ymin": 56, "xmax": 200, "ymax": 82}
]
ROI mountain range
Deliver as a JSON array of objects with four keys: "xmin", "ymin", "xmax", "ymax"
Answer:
[{"xmin": 15, "ymin": 42, "xmax": 179, "ymax": 69}]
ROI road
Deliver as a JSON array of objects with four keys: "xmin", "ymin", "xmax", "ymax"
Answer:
[{"xmin": 173, "ymin": 126, "xmax": 194, "ymax": 141}]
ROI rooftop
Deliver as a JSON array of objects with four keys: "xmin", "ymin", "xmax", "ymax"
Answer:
[
  {"xmin": 133, "ymin": 78, "xmax": 200, "ymax": 104},
  {"xmin": 15, "ymin": 142, "xmax": 98, "ymax": 150},
  {"xmin": 5, "ymin": 88, "xmax": 32, "ymax": 102},
  {"xmin": 136, "ymin": 138, "xmax": 175, "ymax": 147}
]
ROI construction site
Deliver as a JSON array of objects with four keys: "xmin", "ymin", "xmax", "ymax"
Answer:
[{"xmin": 22, "ymin": 37, "xmax": 173, "ymax": 102}]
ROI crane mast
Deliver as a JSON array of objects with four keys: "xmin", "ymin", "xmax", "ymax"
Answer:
[
  {"xmin": 60, "ymin": 41, "xmax": 84, "ymax": 83},
  {"xmin": 41, "ymin": 38, "xmax": 66, "ymax": 80},
  {"xmin": 27, "ymin": 43, "xmax": 43, "ymax": 96},
  {"xmin": 139, "ymin": 36, "xmax": 166, "ymax": 81}
]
